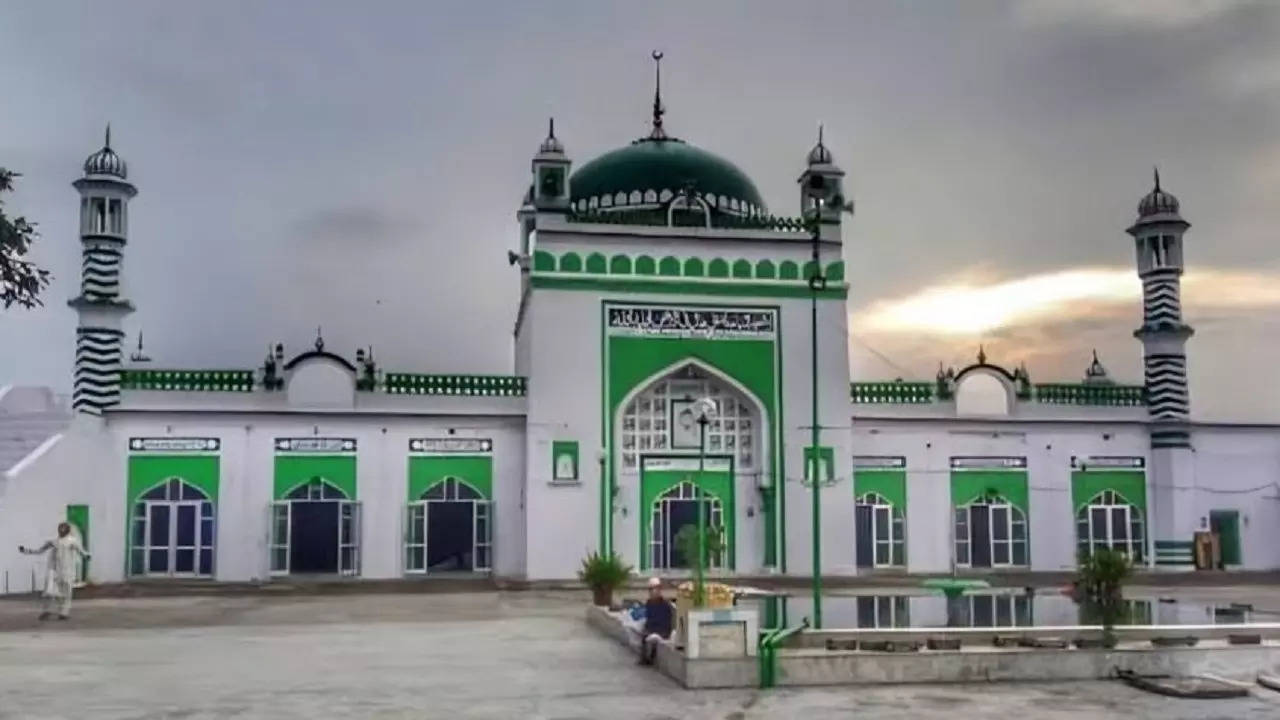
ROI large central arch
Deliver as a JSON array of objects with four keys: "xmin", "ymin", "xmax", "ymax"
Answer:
[{"xmin": 613, "ymin": 358, "xmax": 769, "ymax": 573}]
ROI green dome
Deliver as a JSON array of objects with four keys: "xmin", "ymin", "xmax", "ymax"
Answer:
[{"xmin": 570, "ymin": 137, "xmax": 767, "ymax": 216}]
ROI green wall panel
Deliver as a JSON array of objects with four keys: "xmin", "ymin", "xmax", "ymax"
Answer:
[
  {"xmin": 66, "ymin": 504, "xmax": 90, "ymax": 545},
  {"xmin": 609, "ymin": 254, "xmax": 632, "ymax": 274},
  {"xmin": 635, "ymin": 255, "xmax": 656, "ymax": 275},
  {"xmin": 1071, "ymin": 471, "xmax": 1146, "ymax": 513},
  {"xmin": 640, "ymin": 468, "xmax": 735, "ymax": 570},
  {"xmin": 127, "ymin": 455, "xmax": 220, "ymax": 504},
  {"xmin": 408, "ymin": 456, "xmax": 493, "ymax": 500},
  {"xmin": 605, "ymin": 330, "xmax": 780, "ymax": 568},
  {"xmin": 658, "ymin": 256, "xmax": 680, "ymax": 276},
  {"xmin": 560, "ymin": 252, "xmax": 582, "ymax": 272},
  {"xmin": 683, "ymin": 257, "xmax": 704, "ymax": 277},
  {"xmin": 585, "ymin": 252, "xmax": 607, "ymax": 274},
  {"xmin": 855, "ymin": 471, "xmax": 906, "ymax": 510},
  {"xmin": 273, "ymin": 455, "xmax": 357, "ymax": 500},
  {"xmin": 779, "ymin": 261, "xmax": 799, "ymax": 280},
  {"xmin": 732, "ymin": 259, "xmax": 752, "ymax": 278},
  {"xmin": 755, "ymin": 259, "xmax": 776, "ymax": 279},
  {"xmin": 950, "ymin": 471, "xmax": 1028, "ymax": 513},
  {"xmin": 708, "ymin": 258, "xmax": 730, "ymax": 278},
  {"xmin": 532, "ymin": 250, "xmax": 556, "ymax": 272}
]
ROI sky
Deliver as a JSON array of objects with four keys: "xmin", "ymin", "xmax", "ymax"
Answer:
[{"xmin": 1, "ymin": 0, "xmax": 1277, "ymax": 421}]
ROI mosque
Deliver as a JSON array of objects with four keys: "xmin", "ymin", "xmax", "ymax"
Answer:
[{"xmin": 2, "ymin": 59, "xmax": 1277, "ymax": 593}]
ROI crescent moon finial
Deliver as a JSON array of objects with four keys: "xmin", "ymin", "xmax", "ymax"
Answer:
[{"xmin": 652, "ymin": 50, "xmax": 663, "ymax": 61}]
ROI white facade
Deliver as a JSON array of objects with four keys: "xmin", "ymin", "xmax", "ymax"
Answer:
[{"xmin": 3, "ymin": 110, "xmax": 1278, "ymax": 593}]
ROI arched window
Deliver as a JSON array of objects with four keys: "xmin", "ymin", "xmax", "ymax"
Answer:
[
  {"xmin": 421, "ymin": 477, "xmax": 482, "ymax": 501},
  {"xmin": 130, "ymin": 478, "xmax": 215, "ymax": 577},
  {"xmin": 619, "ymin": 365, "xmax": 758, "ymax": 472},
  {"xmin": 649, "ymin": 481, "xmax": 725, "ymax": 570},
  {"xmin": 855, "ymin": 492, "xmax": 905, "ymax": 567},
  {"xmin": 954, "ymin": 495, "xmax": 1027, "ymax": 568},
  {"xmin": 286, "ymin": 477, "xmax": 346, "ymax": 500},
  {"xmin": 1076, "ymin": 490, "xmax": 1145, "ymax": 563}
]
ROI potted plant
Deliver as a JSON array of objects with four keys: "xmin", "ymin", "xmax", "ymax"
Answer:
[
  {"xmin": 1075, "ymin": 547, "xmax": 1132, "ymax": 648},
  {"xmin": 673, "ymin": 524, "xmax": 725, "ymax": 607},
  {"xmin": 578, "ymin": 550, "xmax": 632, "ymax": 608}
]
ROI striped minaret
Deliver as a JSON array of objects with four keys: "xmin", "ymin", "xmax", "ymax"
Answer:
[
  {"xmin": 68, "ymin": 126, "xmax": 136, "ymax": 415},
  {"xmin": 1128, "ymin": 169, "xmax": 1196, "ymax": 570},
  {"xmin": 1128, "ymin": 168, "xmax": 1193, "ymax": 442}
]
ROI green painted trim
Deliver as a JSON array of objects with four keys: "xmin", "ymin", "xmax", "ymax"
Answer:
[
  {"xmin": 708, "ymin": 258, "xmax": 730, "ymax": 278},
  {"xmin": 779, "ymin": 261, "xmax": 799, "ymax": 280},
  {"xmin": 609, "ymin": 254, "xmax": 632, "ymax": 274},
  {"xmin": 407, "ymin": 456, "xmax": 493, "ymax": 501},
  {"xmin": 851, "ymin": 382, "xmax": 935, "ymax": 404},
  {"xmin": 635, "ymin": 255, "xmax": 656, "ymax": 275},
  {"xmin": 732, "ymin": 259, "xmax": 753, "ymax": 279},
  {"xmin": 658, "ymin": 256, "xmax": 681, "ymax": 276},
  {"xmin": 755, "ymin": 259, "xmax": 776, "ymax": 279},
  {"xmin": 585, "ymin": 252, "xmax": 607, "ymax": 274},
  {"xmin": 601, "ymin": 301, "xmax": 785, "ymax": 570},
  {"xmin": 684, "ymin": 257, "xmax": 705, "ymax": 277},
  {"xmin": 1070, "ymin": 471, "xmax": 1146, "ymax": 514},
  {"xmin": 273, "ymin": 455, "xmax": 357, "ymax": 500},
  {"xmin": 854, "ymin": 470, "xmax": 907, "ymax": 512},
  {"xmin": 639, "ymin": 466, "xmax": 735, "ymax": 571},
  {"xmin": 127, "ymin": 455, "xmax": 220, "ymax": 505},
  {"xmin": 950, "ymin": 470, "xmax": 1029, "ymax": 514},
  {"xmin": 66, "ymin": 504, "xmax": 90, "ymax": 578},
  {"xmin": 804, "ymin": 446, "xmax": 835, "ymax": 484},
  {"xmin": 552, "ymin": 440, "xmax": 579, "ymax": 481},
  {"xmin": 531, "ymin": 274, "xmax": 848, "ymax": 299},
  {"xmin": 121, "ymin": 369, "xmax": 254, "ymax": 392},
  {"xmin": 383, "ymin": 374, "xmax": 526, "ymax": 396},
  {"xmin": 560, "ymin": 252, "xmax": 582, "ymax": 272},
  {"xmin": 532, "ymin": 250, "xmax": 556, "ymax": 272},
  {"xmin": 1035, "ymin": 383, "xmax": 1146, "ymax": 406},
  {"xmin": 825, "ymin": 261, "xmax": 845, "ymax": 282}
]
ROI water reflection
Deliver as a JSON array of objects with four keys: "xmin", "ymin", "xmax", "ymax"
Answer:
[{"xmin": 746, "ymin": 591, "xmax": 1260, "ymax": 630}]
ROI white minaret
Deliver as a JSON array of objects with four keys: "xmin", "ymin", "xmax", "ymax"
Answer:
[
  {"xmin": 69, "ymin": 126, "xmax": 136, "ymax": 415},
  {"xmin": 1128, "ymin": 168, "xmax": 1195, "ymax": 568}
]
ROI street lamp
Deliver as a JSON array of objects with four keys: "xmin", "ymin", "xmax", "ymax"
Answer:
[
  {"xmin": 808, "ymin": 198, "xmax": 827, "ymax": 629},
  {"xmin": 693, "ymin": 396, "xmax": 718, "ymax": 605}
]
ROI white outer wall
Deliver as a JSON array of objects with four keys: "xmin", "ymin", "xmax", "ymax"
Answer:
[
  {"xmin": 0, "ymin": 413, "xmax": 527, "ymax": 591},
  {"xmin": 0, "ymin": 426, "xmax": 105, "ymax": 592},
  {"xmin": 852, "ymin": 420, "xmax": 1151, "ymax": 573},
  {"xmin": 1187, "ymin": 428, "xmax": 1280, "ymax": 570}
]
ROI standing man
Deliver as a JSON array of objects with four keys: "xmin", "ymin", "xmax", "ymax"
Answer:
[
  {"xmin": 19, "ymin": 522, "xmax": 90, "ymax": 620},
  {"xmin": 637, "ymin": 577, "xmax": 674, "ymax": 666}
]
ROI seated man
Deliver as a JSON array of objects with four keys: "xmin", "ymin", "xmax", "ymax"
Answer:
[{"xmin": 637, "ymin": 577, "xmax": 674, "ymax": 665}]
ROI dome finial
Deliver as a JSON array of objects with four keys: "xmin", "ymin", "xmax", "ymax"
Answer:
[
  {"xmin": 538, "ymin": 116, "xmax": 564, "ymax": 154},
  {"xmin": 806, "ymin": 122, "xmax": 835, "ymax": 165},
  {"xmin": 1153, "ymin": 165, "xmax": 1160, "ymax": 191},
  {"xmin": 105, "ymin": 123, "xmax": 112, "ymax": 149},
  {"xmin": 650, "ymin": 50, "xmax": 667, "ymax": 140}
]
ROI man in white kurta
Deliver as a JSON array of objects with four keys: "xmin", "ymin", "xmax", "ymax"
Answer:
[{"xmin": 20, "ymin": 522, "xmax": 90, "ymax": 620}]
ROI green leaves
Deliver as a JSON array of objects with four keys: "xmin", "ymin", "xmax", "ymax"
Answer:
[
  {"xmin": 0, "ymin": 168, "xmax": 51, "ymax": 310},
  {"xmin": 577, "ymin": 550, "xmax": 632, "ymax": 592}
]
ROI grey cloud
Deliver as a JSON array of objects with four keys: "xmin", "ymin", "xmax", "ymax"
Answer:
[{"xmin": 0, "ymin": 0, "xmax": 1276, "ymax": 421}]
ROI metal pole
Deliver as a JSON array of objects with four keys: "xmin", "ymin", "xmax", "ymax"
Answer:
[
  {"xmin": 697, "ymin": 416, "xmax": 708, "ymax": 605},
  {"xmin": 809, "ymin": 200, "xmax": 824, "ymax": 629}
]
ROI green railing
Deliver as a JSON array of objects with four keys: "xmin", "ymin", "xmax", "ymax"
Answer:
[
  {"xmin": 566, "ymin": 208, "xmax": 810, "ymax": 233},
  {"xmin": 120, "ymin": 369, "xmax": 255, "ymax": 392},
  {"xmin": 383, "ymin": 373, "xmax": 527, "ymax": 397},
  {"xmin": 850, "ymin": 382, "xmax": 935, "ymax": 404},
  {"xmin": 758, "ymin": 619, "xmax": 809, "ymax": 689},
  {"xmin": 1034, "ymin": 384, "xmax": 1146, "ymax": 406}
]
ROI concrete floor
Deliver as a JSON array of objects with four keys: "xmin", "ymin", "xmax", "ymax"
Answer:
[{"xmin": 1, "ymin": 591, "xmax": 1279, "ymax": 719}]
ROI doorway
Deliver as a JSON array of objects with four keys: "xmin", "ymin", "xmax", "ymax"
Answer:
[
  {"xmin": 404, "ymin": 478, "xmax": 491, "ymax": 574},
  {"xmin": 129, "ymin": 478, "xmax": 215, "ymax": 578},
  {"xmin": 954, "ymin": 496, "xmax": 1028, "ymax": 568},
  {"xmin": 269, "ymin": 478, "xmax": 360, "ymax": 576},
  {"xmin": 1209, "ymin": 510, "xmax": 1241, "ymax": 566}
]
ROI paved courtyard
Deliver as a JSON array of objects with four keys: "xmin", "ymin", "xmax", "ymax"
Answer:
[{"xmin": 1, "ymin": 590, "xmax": 1279, "ymax": 719}]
